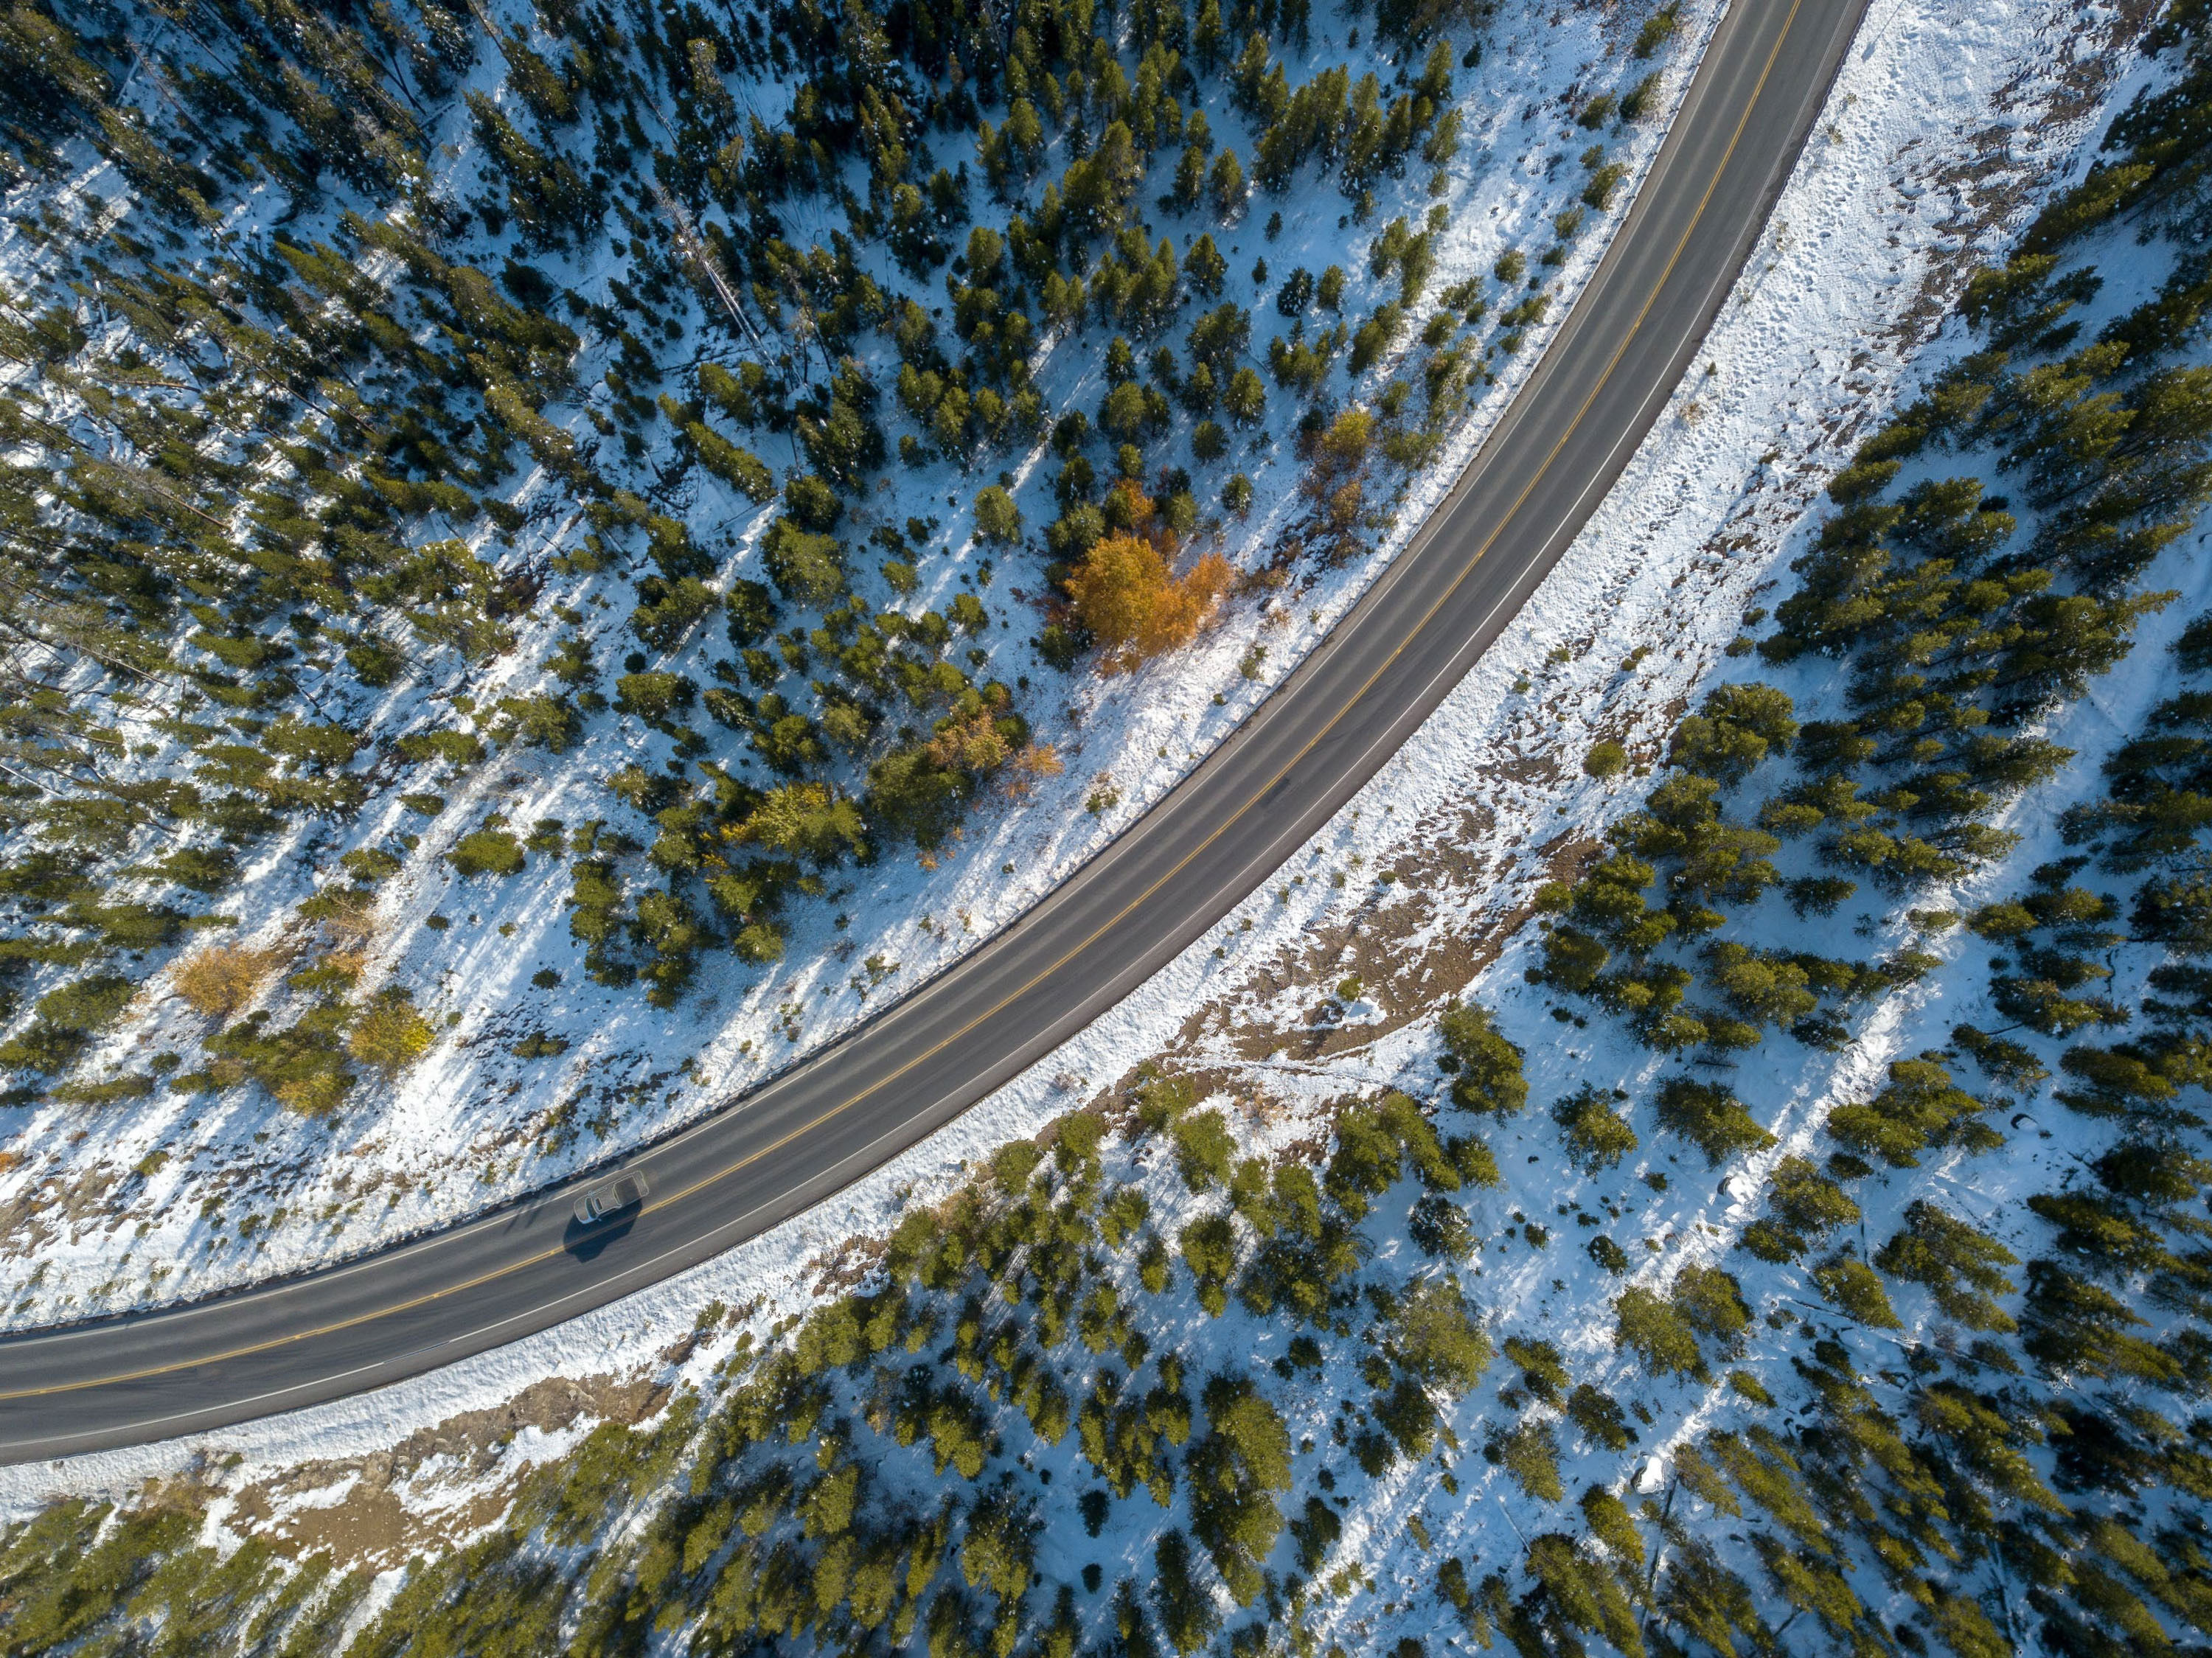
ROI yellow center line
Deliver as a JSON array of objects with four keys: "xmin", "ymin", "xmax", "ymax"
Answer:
[{"xmin": 3, "ymin": 0, "xmax": 1806, "ymax": 1408}]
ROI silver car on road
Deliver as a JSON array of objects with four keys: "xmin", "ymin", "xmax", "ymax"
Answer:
[{"xmin": 571, "ymin": 1171, "xmax": 649, "ymax": 1226}]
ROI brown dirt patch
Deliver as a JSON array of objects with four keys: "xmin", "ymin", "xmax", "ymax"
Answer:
[{"xmin": 226, "ymin": 1372, "xmax": 667, "ymax": 1568}]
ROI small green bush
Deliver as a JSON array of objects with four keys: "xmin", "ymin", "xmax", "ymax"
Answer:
[{"xmin": 448, "ymin": 829, "xmax": 526, "ymax": 878}]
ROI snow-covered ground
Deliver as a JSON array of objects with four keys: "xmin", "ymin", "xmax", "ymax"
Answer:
[
  {"xmin": 1, "ymin": 0, "xmax": 2149, "ymax": 1574},
  {"xmin": 0, "ymin": 0, "xmax": 1744, "ymax": 1324}
]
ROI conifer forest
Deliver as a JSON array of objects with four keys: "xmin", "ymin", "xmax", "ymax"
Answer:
[{"xmin": 7, "ymin": 1, "xmax": 2212, "ymax": 1657}]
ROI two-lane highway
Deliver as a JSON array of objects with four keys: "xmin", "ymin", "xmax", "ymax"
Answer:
[{"xmin": 0, "ymin": 0, "xmax": 1868, "ymax": 1463}]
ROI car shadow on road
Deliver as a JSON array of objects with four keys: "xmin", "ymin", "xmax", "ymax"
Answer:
[{"xmin": 563, "ymin": 1213, "xmax": 639, "ymax": 1260}]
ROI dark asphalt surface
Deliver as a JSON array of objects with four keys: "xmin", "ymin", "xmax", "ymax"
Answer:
[{"xmin": 0, "ymin": 0, "xmax": 1867, "ymax": 1463}]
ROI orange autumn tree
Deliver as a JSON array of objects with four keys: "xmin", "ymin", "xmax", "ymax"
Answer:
[{"xmin": 1065, "ymin": 481, "xmax": 1231, "ymax": 672}]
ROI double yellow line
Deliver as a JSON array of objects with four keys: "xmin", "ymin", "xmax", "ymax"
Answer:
[{"xmin": 2, "ymin": 0, "xmax": 1808, "ymax": 1411}]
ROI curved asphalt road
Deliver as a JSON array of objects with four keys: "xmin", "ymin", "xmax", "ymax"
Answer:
[{"xmin": 0, "ymin": 0, "xmax": 1866, "ymax": 1463}]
